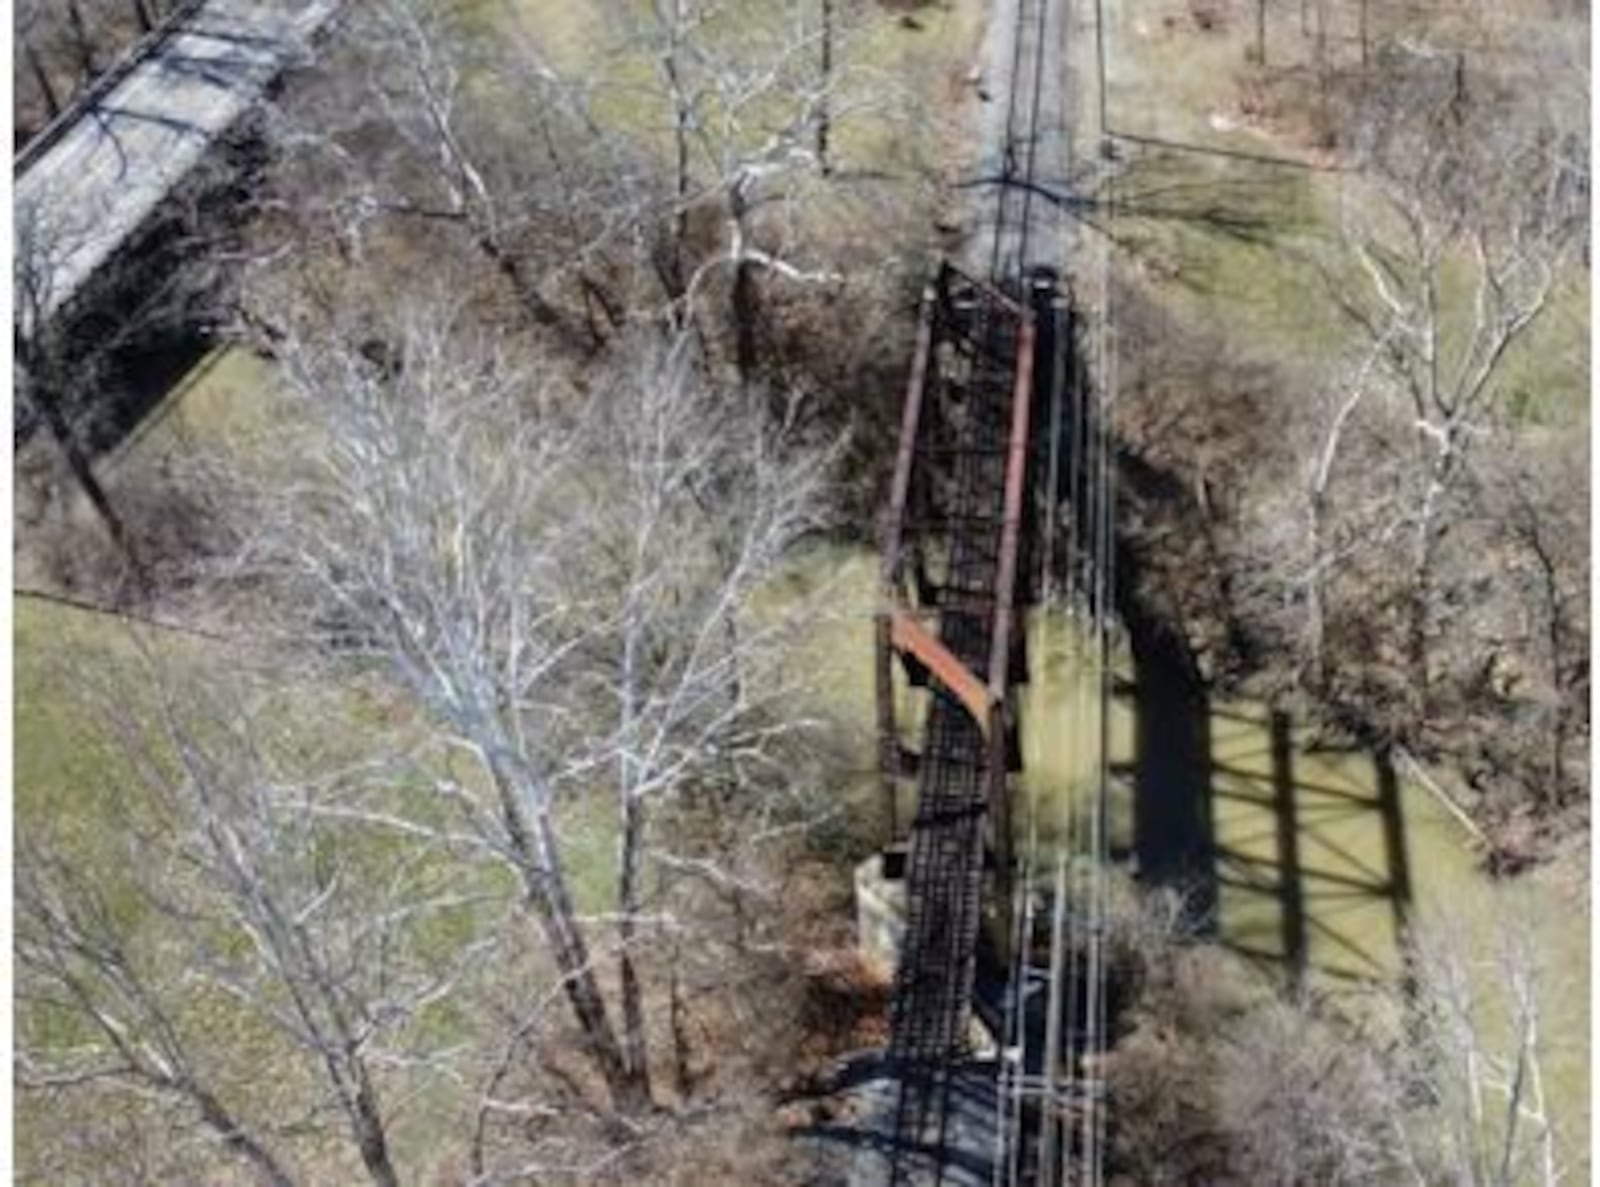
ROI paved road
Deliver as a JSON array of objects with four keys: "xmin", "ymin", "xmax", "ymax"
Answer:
[{"xmin": 14, "ymin": 0, "xmax": 338, "ymax": 338}]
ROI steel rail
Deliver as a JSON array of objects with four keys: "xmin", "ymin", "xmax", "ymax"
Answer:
[
  {"xmin": 988, "ymin": 0, "xmax": 1056, "ymax": 284},
  {"xmin": 883, "ymin": 271, "xmax": 1034, "ymax": 1186},
  {"xmin": 1016, "ymin": 0, "xmax": 1054, "ymax": 273},
  {"xmin": 880, "ymin": 0, "xmax": 1066, "ymax": 1175},
  {"xmin": 988, "ymin": 0, "xmax": 1035, "ymax": 284},
  {"xmin": 1085, "ymin": 147, "xmax": 1121, "ymax": 1187},
  {"xmin": 881, "ymin": 283, "xmax": 943, "ymax": 842},
  {"xmin": 883, "ymin": 285, "xmax": 941, "ymax": 593}
]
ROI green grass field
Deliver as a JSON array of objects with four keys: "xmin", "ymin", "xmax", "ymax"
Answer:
[
  {"xmin": 14, "ymin": 596, "xmax": 619, "ymax": 1180},
  {"xmin": 1104, "ymin": 1, "xmax": 1588, "ymax": 429}
]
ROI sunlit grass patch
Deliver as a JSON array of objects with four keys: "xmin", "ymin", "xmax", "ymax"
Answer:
[
  {"xmin": 1493, "ymin": 270, "xmax": 1589, "ymax": 428},
  {"xmin": 1113, "ymin": 148, "xmax": 1587, "ymax": 433},
  {"xmin": 1112, "ymin": 150, "xmax": 1346, "ymax": 370},
  {"xmin": 107, "ymin": 347, "xmax": 283, "ymax": 475},
  {"xmin": 459, "ymin": 0, "xmax": 980, "ymax": 188}
]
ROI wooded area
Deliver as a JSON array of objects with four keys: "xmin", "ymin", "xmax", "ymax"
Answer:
[{"xmin": 12, "ymin": 0, "xmax": 1589, "ymax": 1182}]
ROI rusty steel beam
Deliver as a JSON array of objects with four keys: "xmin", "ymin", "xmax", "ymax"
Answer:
[
  {"xmin": 983, "ymin": 313, "xmax": 1036, "ymax": 966},
  {"xmin": 881, "ymin": 284, "xmax": 938, "ymax": 594},
  {"xmin": 987, "ymin": 316, "xmax": 1037, "ymax": 699},
  {"xmin": 889, "ymin": 608, "xmax": 994, "ymax": 733},
  {"xmin": 877, "ymin": 282, "xmax": 939, "ymax": 843},
  {"xmin": 876, "ymin": 612, "xmax": 899, "ymax": 840},
  {"xmin": 881, "ymin": 262, "xmax": 1054, "ymax": 1185}
]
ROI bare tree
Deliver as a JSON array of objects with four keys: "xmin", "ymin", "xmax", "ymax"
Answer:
[
  {"xmin": 16, "ymin": 0, "xmax": 63, "ymax": 123},
  {"xmin": 1218, "ymin": 995, "xmax": 1422, "ymax": 1186},
  {"xmin": 620, "ymin": 0, "xmax": 862, "ymax": 378},
  {"xmin": 564, "ymin": 333, "xmax": 837, "ymax": 1101},
  {"xmin": 1329, "ymin": 51, "xmax": 1586, "ymax": 720},
  {"xmin": 16, "ymin": 645, "xmax": 483, "ymax": 1185},
  {"xmin": 1215, "ymin": 903, "xmax": 1569, "ymax": 1187},
  {"xmin": 259, "ymin": 0, "xmax": 648, "ymax": 347},
  {"xmin": 1287, "ymin": 327, "xmax": 1402, "ymax": 697},
  {"xmin": 63, "ymin": 0, "xmax": 101, "ymax": 82},
  {"xmin": 817, "ymin": 0, "xmax": 836, "ymax": 175},
  {"xmin": 1101, "ymin": 880, "xmax": 1572, "ymax": 1186},
  {"xmin": 1494, "ymin": 445, "xmax": 1589, "ymax": 810},
  {"xmin": 255, "ymin": 300, "xmax": 647, "ymax": 1112},
  {"xmin": 17, "ymin": 837, "xmax": 299, "ymax": 1187},
  {"xmin": 245, "ymin": 291, "xmax": 836, "ymax": 1123},
  {"xmin": 1404, "ymin": 902, "xmax": 1565, "ymax": 1186},
  {"xmin": 252, "ymin": 0, "xmax": 930, "ymax": 415},
  {"xmin": 1113, "ymin": 30, "xmax": 1588, "ymax": 808}
]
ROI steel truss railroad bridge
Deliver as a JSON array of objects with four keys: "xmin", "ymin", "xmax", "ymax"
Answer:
[{"xmin": 875, "ymin": 255, "xmax": 1101, "ymax": 1186}]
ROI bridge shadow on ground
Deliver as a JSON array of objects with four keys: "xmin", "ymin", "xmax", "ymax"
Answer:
[
  {"xmin": 1027, "ymin": 348, "xmax": 1410, "ymax": 988},
  {"xmin": 1109, "ymin": 650, "xmax": 1413, "ymax": 987},
  {"xmin": 1078, "ymin": 447, "xmax": 1413, "ymax": 989}
]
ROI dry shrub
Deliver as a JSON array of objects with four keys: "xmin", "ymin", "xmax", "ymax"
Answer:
[
  {"xmin": 18, "ymin": 438, "xmax": 236, "ymax": 610},
  {"xmin": 464, "ymin": 832, "xmax": 875, "ymax": 1184},
  {"xmin": 1106, "ymin": 1024, "xmax": 1231, "ymax": 1187},
  {"xmin": 1103, "ymin": 899, "xmax": 1257, "ymax": 1185},
  {"xmin": 793, "ymin": 948, "xmax": 895, "ymax": 1070},
  {"xmin": 1217, "ymin": 999, "xmax": 1411, "ymax": 1185},
  {"xmin": 1100, "ymin": 884, "xmax": 1434, "ymax": 1186},
  {"xmin": 1112, "ymin": 279, "xmax": 1295, "ymax": 680}
]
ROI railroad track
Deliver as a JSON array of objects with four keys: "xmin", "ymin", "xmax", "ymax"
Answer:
[
  {"xmin": 987, "ymin": 0, "xmax": 1059, "ymax": 282},
  {"xmin": 882, "ymin": 0, "xmax": 1066, "ymax": 1181},
  {"xmin": 886, "ymin": 274, "xmax": 1027, "ymax": 1180}
]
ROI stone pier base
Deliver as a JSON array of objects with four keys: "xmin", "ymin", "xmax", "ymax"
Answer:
[{"xmin": 854, "ymin": 847, "xmax": 908, "ymax": 978}]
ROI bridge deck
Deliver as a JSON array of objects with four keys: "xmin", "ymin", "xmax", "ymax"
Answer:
[
  {"xmin": 880, "ymin": 266, "xmax": 1039, "ymax": 1183},
  {"xmin": 14, "ymin": 0, "xmax": 338, "ymax": 335}
]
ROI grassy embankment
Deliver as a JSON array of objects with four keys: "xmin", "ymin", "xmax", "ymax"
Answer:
[
  {"xmin": 1101, "ymin": 0, "xmax": 1587, "ymax": 426},
  {"xmin": 17, "ymin": 4, "xmax": 996, "ymax": 1174},
  {"xmin": 1087, "ymin": 1, "xmax": 1588, "ymax": 1172}
]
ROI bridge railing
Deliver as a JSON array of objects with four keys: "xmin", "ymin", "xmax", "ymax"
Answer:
[
  {"xmin": 14, "ymin": 0, "xmax": 209, "ymax": 176},
  {"xmin": 875, "ymin": 260, "xmax": 1037, "ymax": 883}
]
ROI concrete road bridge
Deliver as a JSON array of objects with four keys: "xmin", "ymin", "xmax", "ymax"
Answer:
[{"xmin": 14, "ymin": 0, "xmax": 339, "ymax": 343}]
